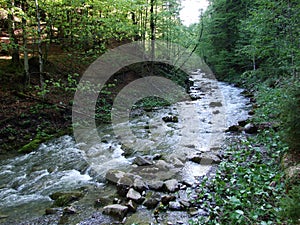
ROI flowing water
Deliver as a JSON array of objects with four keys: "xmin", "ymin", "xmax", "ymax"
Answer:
[{"xmin": 0, "ymin": 70, "xmax": 250, "ymax": 224}]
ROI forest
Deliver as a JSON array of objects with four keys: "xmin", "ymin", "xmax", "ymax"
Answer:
[{"xmin": 0, "ymin": 0, "xmax": 299, "ymax": 224}]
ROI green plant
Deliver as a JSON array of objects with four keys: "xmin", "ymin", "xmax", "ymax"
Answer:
[
  {"xmin": 281, "ymin": 85, "xmax": 300, "ymax": 153},
  {"xmin": 280, "ymin": 185, "xmax": 300, "ymax": 224}
]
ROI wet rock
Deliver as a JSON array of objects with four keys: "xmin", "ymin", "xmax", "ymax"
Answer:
[
  {"xmin": 126, "ymin": 188, "xmax": 143, "ymax": 203},
  {"xmin": 50, "ymin": 191, "xmax": 84, "ymax": 207},
  {"xmin": 248, "ymin": 110, "xmax": 255, "ymax": 116},
  {"xmin": 168, "ymin": 201, "xmax": 182, "ymax": 211},
  {"xmin": 103, "ymin": 204, "xmax": 128, "ymax": 219},
  {"xmin": 179, "ymin": 200, "xmax": 190, "ymax": 208},
  {"xmin": 126, "ymin": 200, "xmax": 137, "ymax": 212},
  {"xmin": 181, "ymin": 179, "xmax": 193, "ymax": 187},
  {"xmin": 244, "ymin": 123, "xmax": 258, "ymax": 134},
  {"xmin": 45, "ymin": 208, "xmax": 60, "ymax": 215},
  {"xmin": 153, "ymin": 154, "xmax": 163, "ymax": 160},
  {"xmin": 226, "ymin": 125, "xmax": 242, "ymax": 132},
  {"xmin": 189, "ymin": 152, "xmax": 221, "ymax": 165},
  {"xmin": 190, "ymin": 93, "xmax": 202, "ymax": 100},
  {"xmin": 106, "ymin": 170, "xmax": 125, "ymax": 184},
  {"xmin": 133, "ymin": 178, "xmax": 148, "ymax": 193},
  {"xmin": 209, "ymin": 102, "xmax": 222, "ymax": 107},
  {"xmin": 169, "ymin": 157, "xmax": 184, "ymax": 167},
  {"xmin": 63, "ymin": 206, "xmax": 76, "ymax": 214},
  {"xmin": 133, "ymin": 156, "xmax": 153, "ymax": 166},
  {"xmin": 161, "ymin": 195, "xmax": 176, "ymax": 205},
  {"xmin": 238, "ymin": 120, "xmax": 248, "ymax": 127},
  {"xmin": 165, "ymin": 179, "xmax": 179, "ymax": 192},
  {"xmin": 148, "ymin": 180, "xmax": 165, "ymax": 191},
  {"xmin": 117, "ymin": 175, "xmax": 134, "ymax": 197},
  {"xmin": 143, "ymin": 192, "xmax": 160, "ymax": 209},
  {"xmin": 241, "ymin": 90, "xmax": 254, "ymax": 98},
  {"xmin": 162, "ymin": 115, "xmax": 179, "ymax": 123}
]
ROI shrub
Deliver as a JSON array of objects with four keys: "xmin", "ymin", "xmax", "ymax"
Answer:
[{"xmin": 281, "ymin": 85, "xmax": 300, "ymax": 153}]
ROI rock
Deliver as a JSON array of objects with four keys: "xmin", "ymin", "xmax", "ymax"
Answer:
[
  {"xmin": 63, "ymin": 206, "xmax": 76, "ymax": 214},
  {"xmin": 148, "ymin": 180, "xmax": 165, "ymax": 191},
  {"xmin": 45, "ymin": 208, "xmax": 60, "ymax": 215},
  {"xmin": 181, "ymin": 179, "xmax": 193, "ymax": 187},
  {"xmin": 209, "ymin": 102, "xmax": 222, "ymax": 107},
  {"xmin": 244, "ymin": 123, "xmax": 258, "ymax": 134},
  {"xmin": 94, "ymin": 197, "xmax": 112, "ymax": 208},
  {"xmin": 133, "ymin": 156, "xmax": 153, "ymax": 166},
  {"xmin": 226, "ymin": 125, "xmax": 242, "ymax": 132},
  {"xmin": 133, "ymin": 178, "xmax": 148, "ymax": 193},
  {"xmin": 49, "ymin": 191, "xmax": 84, "ymax": 207},
  {"xmin": 126, "ymin": 188, "xmax": 143, "ymax": 203},
  {"xmin": 162, "ymin": 115, "xmax": 179, "ymax": 123},
  {"xmin": 103, "ymin": 204, "xmax": 128, "ymax": 219},
  {"xmin": 188, "ymin": 207, "xmax": 198, "ymax": 216},
  {"xmin": 161, "ymin": 195, "xmax": 176, "ymax": 205},
  {"xmin": 179, "ymin": 200, "xmax": 190, "ymax": 208},
  {"xmin": 168, "ymin": 201, "xmax": 182, "ymax": 211},
  {"xmin": 248, "ymin": 110, "xmax": 255, "ymax": 116},
  {"xmin": 143, "ymin": 193, "xmax": 160, "ymax": 209},
  {"xmin": 190, "ymin": 93, "xmax": 202, "ymax": 100},
  {"xmin": 153, "ymin": 154, "xmax": 162, "ymax": 160},
  {"xmin": 189, "ymin": 152, "xmax": 221, "ymax": 165},
  {"xmin": 106, "ymin": 170, "xmax": 125, "ymax": 184},
  {"xmin": 126, "ymin": 200, "xmax": 137, "ymax": 212},
  {"xmin": 113, "ymin": 198, "xmax": 122, "ymax": 204},
  {"xmin": 117, "ymin": 175, "xmax": 134, "ymax": 197},
  {"xmin": 238, "ymin": 120, "xmax": 248, "ymax": 127},
  {"xmin": 165, "ymin": 179, "xmax": 179, "ymax": 192}
]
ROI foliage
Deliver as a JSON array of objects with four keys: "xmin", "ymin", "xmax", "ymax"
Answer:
[
  {"xmin": 280, "ymin": 184, "xmax": 300, "ymax": 224},
  {"xmin": 280, "ymin": 83, "xmax": 300, "ymax": 153},
  {"xmin": 192, "ymin": 131, "xmax": 287, "ymax": 224}
]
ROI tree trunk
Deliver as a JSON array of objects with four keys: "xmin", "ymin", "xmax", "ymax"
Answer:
[
  {"xmin": 8, "ymin": 0, "xmax": 20, "ymax": 66},
  {"xmin": 35, "ymin": 0, "xmax": 44, "ymax": 94}
]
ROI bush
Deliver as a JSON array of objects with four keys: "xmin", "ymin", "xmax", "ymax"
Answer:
[
  {"xmin": 281, "ymin": 84, "xmax": 300, "ymax": 153},
  {"xmin": 280, "ymin": 184, "xmax": 300, "ymax": 224}
]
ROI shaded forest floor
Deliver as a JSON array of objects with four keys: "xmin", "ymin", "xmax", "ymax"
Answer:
[{"xmin": 0, "ymin": 44, "xmax": 93, "ymax": 157}]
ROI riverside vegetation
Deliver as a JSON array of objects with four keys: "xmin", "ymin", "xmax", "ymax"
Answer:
[{"xmin": 1, "ymin": 0, "xmax": 300, "ymax": 224}]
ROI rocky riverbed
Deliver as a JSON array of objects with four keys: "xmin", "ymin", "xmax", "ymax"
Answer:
[{"xmin": 0, "ymin": 69, "xmax": 251, "ymax": 225}]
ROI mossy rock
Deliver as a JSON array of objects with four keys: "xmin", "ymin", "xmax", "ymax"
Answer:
[
  {"xmin": 50, "ymin": 191, "xmax": 85, "ymax": 207},
  {"xmin": 18, "ymin": 139, "xmax": 42, "ymax": 153}
]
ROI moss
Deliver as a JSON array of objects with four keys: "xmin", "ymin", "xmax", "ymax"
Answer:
[
  {"xmin": 18, "ymin": 139, "xmax": 42, "ymax": 153},
  {"xmin": 50, "ymin": 191, "xmax": 84, "ymax": 207}
]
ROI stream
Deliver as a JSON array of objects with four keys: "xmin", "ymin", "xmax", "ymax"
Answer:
[{"xmin": 0, "ymin": 70, "xmax": 250, "ymax": 225}]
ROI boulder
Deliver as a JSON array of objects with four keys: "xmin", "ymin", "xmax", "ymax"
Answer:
[
  {"xmin": 143, "ymin": 193, "xmax": 160, "ymax": 209},
  {"xmin": 189, "ymin": 152, "xmax": 221, "ymax": 165},
  {"xmin": 148, "ymin": 180, "xmax": 165, "ymax": 191},
  {"xmin": 126, "ymin": 188, "xmax": 143, "ymax": 203},
  {"xmin": 161, "ymin": 195, "xmax": 176, "ymax": 205},
  {"xmin": 117, "ymin": 175, "xmax": 134, "ymax": 197},
  {"xmin": 103, "ymin": 204, "xmax": 128, "ymax": 219},
  {"xmin": 105, "ymin": 170, "xmax": 125, "ymax": 184},
  {"xmin": 133, "ymin": 178, "xmax": 148, "ymax": 193},
  {"xmin": 164, "ymin": 179, "xmax": 179, "ymax": 193},
  {"xmin": 126, "ymin": 200, "xmax": 137, "ymax": 212},
  {"xmin": 168, "ymin": 201, "xmax": 182, "ymax": 211},
  {"xmin": 133, "ymin": 156, "xmax": 153, "ymax": 166}
]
